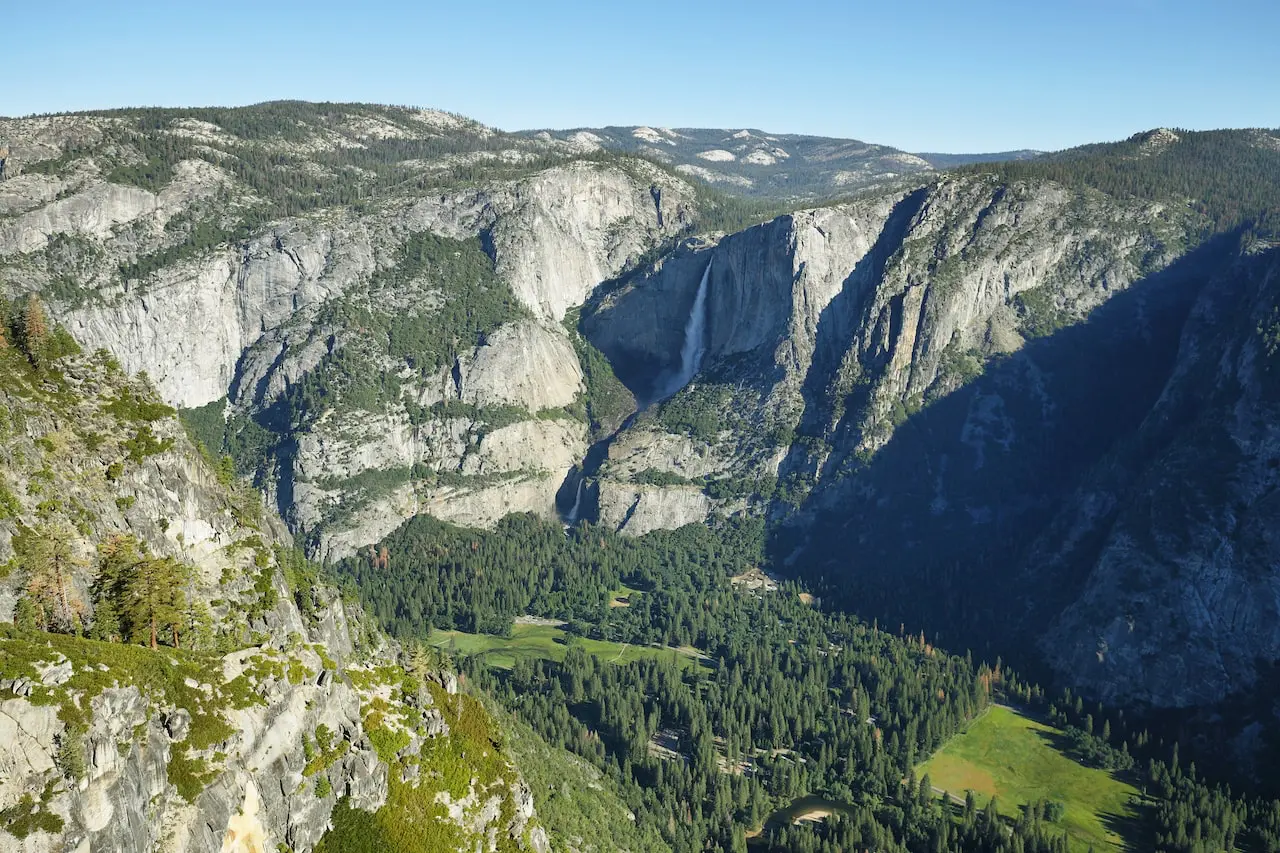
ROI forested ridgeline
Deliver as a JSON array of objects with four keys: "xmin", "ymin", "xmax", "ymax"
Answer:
[{"xmin": 961, "ymin": 128, "xmax": 1280, "ymax": 233}]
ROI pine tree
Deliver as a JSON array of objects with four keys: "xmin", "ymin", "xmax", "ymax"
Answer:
[
  {"xmin": 18, "ymin": 293, "xmax": 50, "ymax": 368},
  {"xmin": 984, "ymin": 795, "xmax": 1000, "ymax": 827},
  {"xmin": 22, "ymin": 524, "xmax": 87, "ymax": 633},
  {"xmin": 183, "ymin": 598, "xmax": 215, "ymax": 651},
  {"xmin": 405, "ymin": 642, "xmax": 432, "ymax": 676},
  {"xmin": 91, "ymin": 536, "xmax": 193, "ymax": 650},
  {"xmin": 124, "ymin": 556, "xmax": 186, "ymax": 649},
  {"xmin": 13, "ymin": 595, "xmax": 39, "ymax": 631},
  {"xmin": 90, "ymin": 534, "xmax": 144, "ymax": 642}
]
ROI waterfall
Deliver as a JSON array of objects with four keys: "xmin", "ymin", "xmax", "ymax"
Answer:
[
  {"xmin": 658, "ymin": 258, "xmax": 713, "ymax": 401},
  {"xmin": 565, "ymin": 477, "xmax": 585, "ymax": 524}
]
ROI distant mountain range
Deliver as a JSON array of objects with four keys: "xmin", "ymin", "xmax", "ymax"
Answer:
[{"xmin": 525, "ymin": 124, "xmax": 1040, "ymax": 199}]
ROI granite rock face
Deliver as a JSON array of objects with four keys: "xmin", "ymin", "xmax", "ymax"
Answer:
[
  {"xmin": 0, "ymin": 645, "xmax": 386, "ymax": 853},
  {"xmin": 584, "ymin": 175, "xmax": 1185, "ymax": 534},
  {"xmin": 34, "ymin": 162, "xmax": 681, "ymax": 412},
  {"xmin": 0, "ymin": 107, "xmax": 692, "ymax": 552},
  {"xmin": 292, "ymin": 408, "xmax": 588, "ymax": 560},
  {"xmin": 1036, "ymin": 244, "xmax": 1280, "ymax": 707},
  {"xmin": 0, "ymin": 635, "xmax": 546, "ymax": 853},
  {"xmin": 459, "ymin": 319, "xmax": 585, "ymax": 410},
  {"xmin": 596, "ymin": 481, "xmax": 714, "ymax": 536},
  {"xmin": 490, "ymin": 160, "xmax": 692, "ymax": 322}
]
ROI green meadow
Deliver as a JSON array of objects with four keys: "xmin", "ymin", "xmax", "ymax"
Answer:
[
  {"xmin": 919, "ymin": 705, "xmax": 1142, "ymax": 852},
  {"xmin": 428, "ymin": 622, "xmax": 706, "ymax": 672}
]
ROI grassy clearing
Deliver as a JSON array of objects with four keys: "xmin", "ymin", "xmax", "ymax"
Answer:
[
  {"xmin": 608, "ymin": 583, "xmax": 640, "ymax": 608},
  {"xmin": 919, "ymin": 705, "xmax": 1141, "ymax": 852},
  {"xmin": 429, "ymin": 623, "xmax": 705, "ymax": 672}
]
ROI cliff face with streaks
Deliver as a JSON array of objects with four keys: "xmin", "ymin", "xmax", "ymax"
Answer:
[
  {"xmin": 584, "ymin": 175, "xmax": 1186, "ymax": 535},
  {"xmin": 0, "ymin": 106, "xmax": 693, "ymax": 558}
]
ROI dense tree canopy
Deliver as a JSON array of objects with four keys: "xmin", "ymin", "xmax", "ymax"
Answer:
[{"xmin": 337, "ymin": 510, "xmax": 1280, "ymax": 851}]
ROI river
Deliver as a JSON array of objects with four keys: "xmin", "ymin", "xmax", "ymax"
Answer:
[{"xmin": 750, "ymin": 794, "xmax": 859, "ymax": 841}]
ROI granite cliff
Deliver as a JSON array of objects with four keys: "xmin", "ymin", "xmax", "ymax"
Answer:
[
  {"xmin": 0, "ymin": 105, "xmax": 694, "ymax": 559},
  {"xmin": 578, "ymin": 133, "xmax": 1280, "ymax": 712},
  {"xmin": 583, "ymin": 174, "xmax": 1189, "ymax": 534},
  {"xmin": 1037, "ymin": 239, "xmax": 1280, "ymax": 707}
]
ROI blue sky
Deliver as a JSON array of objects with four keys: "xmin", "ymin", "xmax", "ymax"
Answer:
[{"xmin": 7, "ymin": 0, "xmax": 1277, "ymax": 152}]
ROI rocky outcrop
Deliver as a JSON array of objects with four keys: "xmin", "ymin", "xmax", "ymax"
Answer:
[
  {"xmin": 292, "ymin": 410, "xmax": 588, "ymax": 560},
  {"xmin": 253, "ymin": 303, "xmax": 592, "ymax": 548},
  {"xmin": 490, "ymin": 160, "xmax": 693, "ymax": 322},
  {"xmin": 458, "ymin": 319, "xmax": 584, "ymax": 410},
  {"xmin": 0, "ymin": 643, "xmax": 386, "ymax": 853},
  {"xmin": 0, "ymin": 182, "xmax": 158, "ymax": 255},
  {"xmin": 597, "ymin": 482, "xmax": 713, "ymax": 536},
  {"xmin": 65, "ymin": 201, "xmax": 472, "ymax": 409},
  {"xmin": 55, "ymin": 205, "xmax": 379, "ymax": 409},
  {"xmin": 0, "ymin": 349, "xmax": 290, "ymax": 629},
  {"xmin": 0, "ymin": 330, "xmax": 551, "ymax": 852},
  {"xmin": 315, "ymin": 474, "xmax": 574, "ymax": 561},
  {"xmin": 604, "ymin": 427, "xmax": 728, "ymax": 482},
  {"xmin": 0, "ymin": 629, "xmax": 549, "ymax": 853}
]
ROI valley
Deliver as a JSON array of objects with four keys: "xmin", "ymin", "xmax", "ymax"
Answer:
[{"xmin": 1, "ymin": 100, "xmax": 1279, "ymax": 852}]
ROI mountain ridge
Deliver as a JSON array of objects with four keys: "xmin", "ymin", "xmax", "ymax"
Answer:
[{"xmin": 521, "ymin": 123, "xmax": 1040, "ymax": 200}]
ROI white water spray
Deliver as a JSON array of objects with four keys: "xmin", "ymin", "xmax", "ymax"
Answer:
[
  {"xmin": 659, "ymin": 258, "xmax": 713, "ymax": 401},
  {"xmin": 565, "ymin": 477, "xmax": 585, "ymax": 524}
]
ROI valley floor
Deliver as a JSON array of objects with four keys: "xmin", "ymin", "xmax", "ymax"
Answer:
[{"xmin": 433, "ymin": 623, "xmax": 1147, "ymax": 851}]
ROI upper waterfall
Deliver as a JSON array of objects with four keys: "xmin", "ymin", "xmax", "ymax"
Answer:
[{"xmin": 655, "ymin": 258, "xmax": 713, "ymax": 402}]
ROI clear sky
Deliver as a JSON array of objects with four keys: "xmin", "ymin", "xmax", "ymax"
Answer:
[{"xmin": 6, "ymin": 0, "xmax": 1277, "ymax": 152}]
